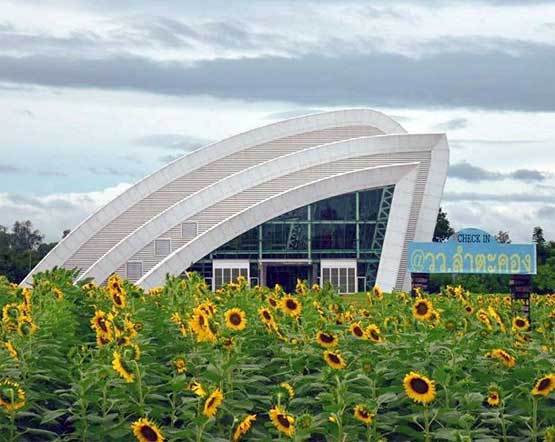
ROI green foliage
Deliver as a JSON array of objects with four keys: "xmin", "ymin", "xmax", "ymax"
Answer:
[{"xmin": 1, "ymin": 270, "xmax": 555, "ymax": 441}]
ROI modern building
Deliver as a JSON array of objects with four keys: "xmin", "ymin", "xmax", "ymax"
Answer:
[{"xmin": 23, "ymin": 109, "xmax": 449, "ymax": 293}]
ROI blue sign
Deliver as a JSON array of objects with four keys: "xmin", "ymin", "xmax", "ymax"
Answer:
[{"xmin": 408, "ymin": 228, "xmax": 536, "ymax": 275}]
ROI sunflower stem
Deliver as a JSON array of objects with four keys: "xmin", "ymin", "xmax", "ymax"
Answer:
[
  {"xmin": 423, "ymin": 405, "xmax": 431, "ymax": 442},
  {"xmin": 531, "ymin": 396, "xmax": 538, "ymax": 442}
]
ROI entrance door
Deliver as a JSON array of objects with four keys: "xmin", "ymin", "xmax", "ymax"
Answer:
[{"xmin": 266, "ymin": 264, "xmax": 311, "ymax": 293}]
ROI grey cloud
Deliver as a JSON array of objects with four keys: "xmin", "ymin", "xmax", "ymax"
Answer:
[
  {"xmin": 0, "ymin": 164, "xmax": 24, "ymax": 174},
  {"xmin": 444, "ymin": 191, "xmax": 555, "ymax": 203},
  {"xmin": 5, "ymin": 193, "xmax": 77, "ymax": 211},
  {"xmin": 449, "ymin": 162, "xmax": 549, "ymax": 182},
  {"xmin": 449, "ymin": 162, "xmax": 502, "ymax": 181},
  {"xmin": 87, "ymin": 167, "xmax": 137, "ymax": 177},
  {"xmin": 537, "ymin": 206, "xmax": 555, "ymax": 219},
  {"xmin": 434, "ymin": 118, "xmax": 469, "ymax": 131},
  {"xmin": 134, "ymin": 134, "xmax": 211, "ymax": 151},
  {"xmin": 1, "ymin": 37, "xmax": 554, "ymax": 111},
  {"xmin": 510, "ymin": 169, "xmax": 547, "ymax": 181}
]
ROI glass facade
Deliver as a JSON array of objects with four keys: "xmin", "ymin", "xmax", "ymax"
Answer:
[{"xmin": 188, "ymin": 185, "xmax": 394, "ymax": 292}]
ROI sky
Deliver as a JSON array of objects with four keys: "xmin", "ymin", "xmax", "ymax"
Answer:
[{"xmin": 1, "ymin": 0, "xmax": 555, "ymax": 242}]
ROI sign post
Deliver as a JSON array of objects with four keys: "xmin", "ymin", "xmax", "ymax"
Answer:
[{"xmin": 408, "ymin": 228, "xmax": 537, "ymax": 320}]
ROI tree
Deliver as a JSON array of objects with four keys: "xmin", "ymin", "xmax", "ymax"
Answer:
[
  {"xmin": 495, "ymin": 231, "xmax": 511, "ymax": 244},
  {"xmin": 533, "ymin": 226, "xmax": 548, "ymax": 265},
  {"xmin": 433, "ymin": 207, "xmax": 455, "ymax": 242},
  {"xmin": 11, "ymin": 220, "xmax": 43, "ymax": 253}
]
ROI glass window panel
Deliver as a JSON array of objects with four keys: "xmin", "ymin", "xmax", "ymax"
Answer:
[
  {"xmin": 323, "ymin": 267, "xmax": 330, "ymax": 282},
  {"xmin": 231, "ymin": 268, "xmax": 239, "ymax": 281},
  {"xmin": 339, "ymin": 268, "xmax": 347, "ymax": 293},
  {"xmin": 312, "ymin": 224, "xmax": 356, "ymax": 251},
  {"xmin": 312, "ymin": 193, "xmax": 356, "ymax": 221},
  {"xmin": 359, "ymin": 188, "xmax": 382, "ymax": 221},
  {"xmin": 359, "ymin": 224, "xmax": 377, "ymax": 250},
  {"xmin": 331, "ymin": 268, "xmax": 339, "ymax": 287},
  {"xmin": 218, "ymin": 228, "xmax": 259, "ymax": 252},
  {"xmin": 273, "ymin": 206, "xmax": 308, "ymax": 222},
  {"xmin": 240, "ymin": 268, "xmax": 248, "ymax": 278},
  {"xmin": 215, "ymin": 268, "xmax": 223, "ymax": 289},
  {"xmin": 262, "ymin": 224, "xmax": 308, "ymax": 252},
  {"xmin": 348, "ymin": 268, "xmax": 355, "ymax": 293},
  {"xmin": 154, "ymin": 239, "xmax": 171, "ymax": 256},
  {"xmin": 223, "ymin": 268, "xmax": 231, "ymax": 284}
]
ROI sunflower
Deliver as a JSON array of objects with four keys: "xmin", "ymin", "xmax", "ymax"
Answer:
[
  {"xmin": 488, "ymin": 306, "xmax": 506, "ymax": 332},
  {"xmin": 91, "ymin": 310, "xmax": 112, "ymax": 337},
  {"xmin": 131, "ymin": 417, "xmax": 164, "ymax": 442},
  {"xmin": 258, "ymin": 307, "xmax": 276, "ymax": 329},
  {"xmin": 189, "ymin": 380, "xmax": 206, "ymax": 397},
  {"xmin": 112, "ymin": 351, "xmax": 135, "ymax": 383},
  {"xmin": 463, "ymin": 304, "xmax": 474, "ymax": 314},
  {"xmin": 233, "ymin": 414, "xmax": 257, "ymax": 441},
  {"xmin": 3, "ymin": 341, "xmax": 17, "ymax": 360},
  {"xmin": 323, "ymin": 350, "xmax": 347, "ymax": 370},
  {"xmin": 316, "ymin": 331, "xmax": 339, "ymax": 348},
  {"xmin": 0, "ymin": 379, "xmax": 26, "ymax": 412},
  {"xmin": 280, "ymin": 382, "xmax": 295, "ymax": 399},
  {"xmin": 353, "ymin": 404, "xmax": 374, "ymax": 424},
  {"xmin": 372, "ymin": 285, "xmax": 384, "ymax": 301},
  {"xmin": 2, "ymin": 303, "xmax": 21, "ymax": 322},
  {"xmin": 477, "ymin": 309, "xmax": 493, "ymax": 330},
  {"xmin": 512, "ymin": 316, "xmax": 530, "ymax": 332},
  {"xmin": 224, "ymin": 308, "xmax": 247, "ymax": 331},
  {"xmin": 366, "ymin": 324, "xmax": 383, "ymax": 343},
  {"xmin": 281, "ymin": 295, "xmax": 302, "ymax": 317},
  {"xmin": 486, "ymin": 388, "xmax": 501, "ymax": 407},
  {"xmin": 203, "ymin": 388, "xmax": 224, "ymax": 417},
  {"xmin": 349, "ymin": 322, "xmax": 367, "ymax": 339},
  {"xmin": 269, "ymin": 406, "xmax": 295, "ymax": 437},
  {"xmin": 531, "ymin": 374, "xmax": 555, "ymax": 396},
  {"xmin": 17, "ymin": 318, "xmax": 37, "ymax": 336},
  {"xmin": 267, "ymin": 296, "xmax": 279, "ymax": 309},
  {"xmin": 107, "ymin": 274, "xmax": 127, "ymax": 309},
  {"xmin": 403, "ymin": 371, "xmax": 436, "ymax": 405},
  {"xmin": 198, "ymin": 300, "xmax": 216, "ymax": 317},
  {"xmin": 486, "ymin": 349, "xmax": 516, "ymax": 368},
  {"xmin": 52, "ymin": 287, "xmax": 63, "ymax": 301},
  {"xmin": 412, "ymin": 298, "xmax": 433, "ymax": 321},
  {"xmin": 173, "ymin": 357, "xmax": 186, "ymax": 374}
]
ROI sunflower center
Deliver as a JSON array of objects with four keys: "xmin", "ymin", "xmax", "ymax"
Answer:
[
  {"xmin": 277, "ymin": 414, "xmax": 291, "ymax": 428},
  {"xmin": 370, "ymin": 330, "xmax": 380, "ymax": 340},
  {"xmin": 229, "ymin": 313, "xmax": 242, "ymax": 325},
  {"xmin": 113, "ymin": 293, "xmax": 122, "ymax": 305},
  {"xmin": 358, "ymin": 409, "xmax": 369, "ymax": 418},
  {"xmin": 328, "ymin": 353, "xmax": 341, "ymax": 364},
  {"xmin": 262, "ymin": 311, "xmax": 271, "ymax": 321},
  {"xmin": 286, "ymin": 299, "xmax": 297, "ymax": 310},
  {"xmin": 140, "ymin": 425, "xmax": 159, "ymax": 441},
  {"xmin": 516, "ymin": 319, "xmax": 526, "ymax": 327},
  {"xmin": 198, "ymin": 315, "xmax": 205, "ymax": 326},
  {"xmin": 538, "ymin": 378, "xmax": 551, "ymax": 391},
  {"xmin": 207, "ymin": 397, "xmax": 216, "ymax": 408},
  {"xmin": 416, "ymin": 302, "xmax": 428, "ymax": 315},
  {"xmin": 97, "ymin": 318, "xmax": 108, "ymax": 333},
  {"xmin": 320, "ymin": 333, "xmax": 334, "ymax": 343},
  {"xmin": 410, "ymin": 378, "xmax": 429, "ymax": 394}
]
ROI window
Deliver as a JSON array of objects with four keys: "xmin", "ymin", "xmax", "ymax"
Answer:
[
  {"xmin": 312, "ymin": 193, "xmax": 356, "ymax": 221},
  {"xmin": 212, "ymin": 260, "xmax": 250, "ymax": 290},
  {"xmin": 359, "ymin": 188, "xmax": 382, "ymax": 221},
  {"xmin": 126, "ymin": 262, "xmax": 143, "ymax": 281},
  {"xmin": 182, "ymin": 222, "xmax": 198, "ymax": 240},
  {"xmin": 262, "ymin": 224, "xmax": 308, "ymax": 252},
  {"xmin": 154, "ymin": 238, "xmax": 171, "ymax": 256},
  {"xmin": 320, "ymin": 260, "xmax": 357, "ymax": 294},
  {"xmin": 312, "ymin": 224, "xmax": 356, "ymax": 251}
]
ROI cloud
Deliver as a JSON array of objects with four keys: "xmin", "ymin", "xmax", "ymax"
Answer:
[
  {"xmin": 449, "ymin": 162, "xmax": 549, "ymax": 182},
  {"xmin": 0, "ymin": 164, "xmax": 25, "ymax": 174},
  {"xmin": 444, "ymin": 191, "xmax": 555, "ymax": 203},
  {"xmin": 434, "ymin": 117, "xmax": 469, "ymax": 131},
  {"xmin": 0, "ymin": 183, "xmax": 131, "ymax": 241},
  {"xmin": 537, "ymin": 205, "xmax": 555, "ymax": 219},
  {"xmin": 134, "ymin": 133, "xmax": 211, "ymax": 150},
  {"xmin": 1, "ymin": 37, "xmax": 554, "ymax": 111},
  {"xmin": 449, "ymin": 162, "xmax": 502, "ymax": 181},
  {"xmin": 0, "ymin": 164, "xmax": 68, "ymax": 177},
  {"xmin": 87, "ymin": 167, "xmax": 138, "ymax": 177}
]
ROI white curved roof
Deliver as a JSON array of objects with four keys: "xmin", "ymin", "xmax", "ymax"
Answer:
[{"xmin": 23, "ymin": 109, "xmax": 448, "ymax": 292}]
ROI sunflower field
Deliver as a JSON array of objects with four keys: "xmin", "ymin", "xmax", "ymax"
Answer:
[{"xmin": 1, "ymin": 269, "xmax": 555, "ymax": 442}]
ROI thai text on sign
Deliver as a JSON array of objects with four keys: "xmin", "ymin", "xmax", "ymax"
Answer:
[{"xmin": 408, "ymin": 228, "xmax": 536, "ymax": 275}]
